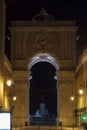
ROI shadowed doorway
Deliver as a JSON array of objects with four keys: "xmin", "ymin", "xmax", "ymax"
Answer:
[{"xmin": 29, "ymin": 62, "xmax": 57, "ymax": 125}]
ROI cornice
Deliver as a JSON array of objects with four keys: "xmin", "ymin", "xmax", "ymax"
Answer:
[{"xmin": 9, "ymin": 20, "xmax": 78, "ymax": 32}]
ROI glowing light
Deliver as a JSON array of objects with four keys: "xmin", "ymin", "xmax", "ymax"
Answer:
[
  {"xmin": 13, "ymin": 96, "xmax": 16, "ymax": 101},
  {"xmin": 6, "ymin": 80, "xmax": 12, "ymax": 87},
  {"xmin": 79, "ymin": 89, "xmax": 83, "ymax": 95},
  {"xmin": 81, "ymin": 114, "xmax": 86, "ymax": 122},
  {"xmin": 0, "ymin": 79, "xmax": 4, "ymax": 106},
  {"xmin": 5, "ymin": 95, "xmax": 8, "ymax": 109},
  {"xmin": 71, "ymin": 96, "xmax": 74, "ymax": 101}
]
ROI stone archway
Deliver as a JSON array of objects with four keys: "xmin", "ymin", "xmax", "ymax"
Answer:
[
  {"xmin": 28, "ymin": 53, "xmax": 59, "ymax": 126},
  {"xmin": 28, "ymin": 53, "xmax": 59, "ymax": 70}
]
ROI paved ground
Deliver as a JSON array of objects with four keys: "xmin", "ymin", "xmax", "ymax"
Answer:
[{"xmin": 12, "ymin": 126, "xmax": 83, "ymax": 130}]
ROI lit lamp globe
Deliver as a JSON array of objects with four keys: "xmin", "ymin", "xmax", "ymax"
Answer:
[
  {"xmin": 71, "ymin": 96, "xmax": 74, "ymax": 101},
  {"xmin": 13, "ymin": 96, "xmax": 16, "ymax": 101},
  {"xmin": 6, "ymin": 80, "xmax": 12, "ymax": 87},
  {"xmin": 79, "ymin": 89, "xmax": 83, "ymax": 94}
]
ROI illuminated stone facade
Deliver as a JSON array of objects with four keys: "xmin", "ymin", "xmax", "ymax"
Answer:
[
  {"xmin": 0, "ymin": 0, "xmax": 6, "ymax": 106},
  {"xmin": 1, "ymin": 3, "xmax": 87, "ymax": 128},
  {"xmin": 0, "ymin": 0, "xmax": 12, "ymax": 110},
  {"xmin": 75, "ymin": 49, "xmax": 87, "ymax": 126},
  {"xmin": 9, "ymin": 20, "xmax": 77, "ymax": 126}
]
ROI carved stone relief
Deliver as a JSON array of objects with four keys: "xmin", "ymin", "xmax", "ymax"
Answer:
[{"xmin": 25, "ymin": 30, "xmax": 62, "ymax": 58}]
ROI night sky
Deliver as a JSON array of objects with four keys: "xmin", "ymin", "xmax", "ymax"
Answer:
[{"xmin": 6, "ymin": 0, "xmax": 87, "ymax": 22}]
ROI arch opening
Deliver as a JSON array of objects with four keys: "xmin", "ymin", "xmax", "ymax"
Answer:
[
  {"xmin": 28, "ymin": 53, "xmax": 59, "ymax": 70},
  {"xmin": 28, "ymin": 53, "xmax": 59, "ymax": 126}
]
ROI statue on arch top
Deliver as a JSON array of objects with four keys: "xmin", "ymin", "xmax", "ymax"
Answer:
[{"xmin": 32, "ymin": 8, "xmax": 54, "ymax": 21}]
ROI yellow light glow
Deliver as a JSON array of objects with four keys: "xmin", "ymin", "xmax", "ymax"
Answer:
[
  {"xmin": 79, "ymin": 89, "xmax": 83, "ymax": 95},
  {"xmin": 71, "ymin": 96, "xmax": 74, "ymax": 101},
  {"xmin": 0, "ymin": 78, "xmax": 4, "ymax": 106},
  {"xmin": 6, "ymin": 80, "xmax": 12, "ymax": 87},
  {"xmin": 79, "ymin": 97, "xmax": 84, "ymax": 108},
  {"xmin": 5, "ymin": 96, "xmax": 8, "ymax": 109},
  {"xmin": 13, "ymin": 96, "xmax": 16, "ymax": 101}
]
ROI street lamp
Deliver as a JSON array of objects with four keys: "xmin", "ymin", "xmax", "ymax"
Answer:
[
  {"xmin": 13, "ymin": 96, "xmax": 16, "ymax": 101},
  {"xmin": 6, "ymin": 79, "xmax": 12, "ymax": 87},
  {"xmin": 79, "ymin": 89, "xmax": 83, "ymax": 95},
  {"xmin": 71, "ymin": 96, "xmax": 75, "ymax": 101},
  {"xmin": 6, "ymin": 79, "xmax": 17, "ymax": 100}
]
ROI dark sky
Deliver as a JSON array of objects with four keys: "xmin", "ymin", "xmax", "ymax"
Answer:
[{"xmin": 6, "ymin": 0, "xmax": 87, "ymax": 24}]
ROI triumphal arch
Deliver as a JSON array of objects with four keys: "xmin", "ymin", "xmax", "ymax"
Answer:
[{"xmin": 10, "ymin": 9, "xmax": 77, "ymax": 126}]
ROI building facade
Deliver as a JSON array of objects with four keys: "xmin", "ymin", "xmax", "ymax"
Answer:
[
  {"xmin": 0, "ymin": 0, "xmax": 6, "ymax": 107},
  {"xmin": 9, "ymin": 17, "xmax": 77, "ymax": 126},
  {"xmin": 0, "ymin": 1, "xmax": 87, "ymax": 128}
]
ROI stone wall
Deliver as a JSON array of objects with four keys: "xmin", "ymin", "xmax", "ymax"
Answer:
[
  {"xmin": 9, "ymin": 20, "xmax": 77, "ymax": 126},
  {"xmin": 0, "ymin": 0, "xmax": 6, "ymax": 106}
]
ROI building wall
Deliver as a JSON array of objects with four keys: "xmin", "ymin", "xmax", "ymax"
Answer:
[
  {"xmin": 59, "ymin": 70, "xmax": 75, "ymax": 125},
  {"xmin": 1, "ymin": 2, "xmax": 87, "ymax": 127},
  {"xmin": 0, "ymin": 0, "xmax": 6, "ymax": 106},
  {"xmin": 3, "ymin": 55, "xmax": 12, "ymax": 109},
  {"xmin": 9, "ymin": 20, "xmax": 78, "ymax": 126},
  {"xmin": 10, "ymin": 21, "xmax": 77, "ymax": 70},
  {"xmin": 75, "ymin": 49, "xmax": 87, "ymax": 126}
]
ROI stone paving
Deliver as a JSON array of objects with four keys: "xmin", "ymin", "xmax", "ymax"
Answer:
[{"xmin": 12, "ymin": 126, "xmax": 83, "ymax": 130}]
